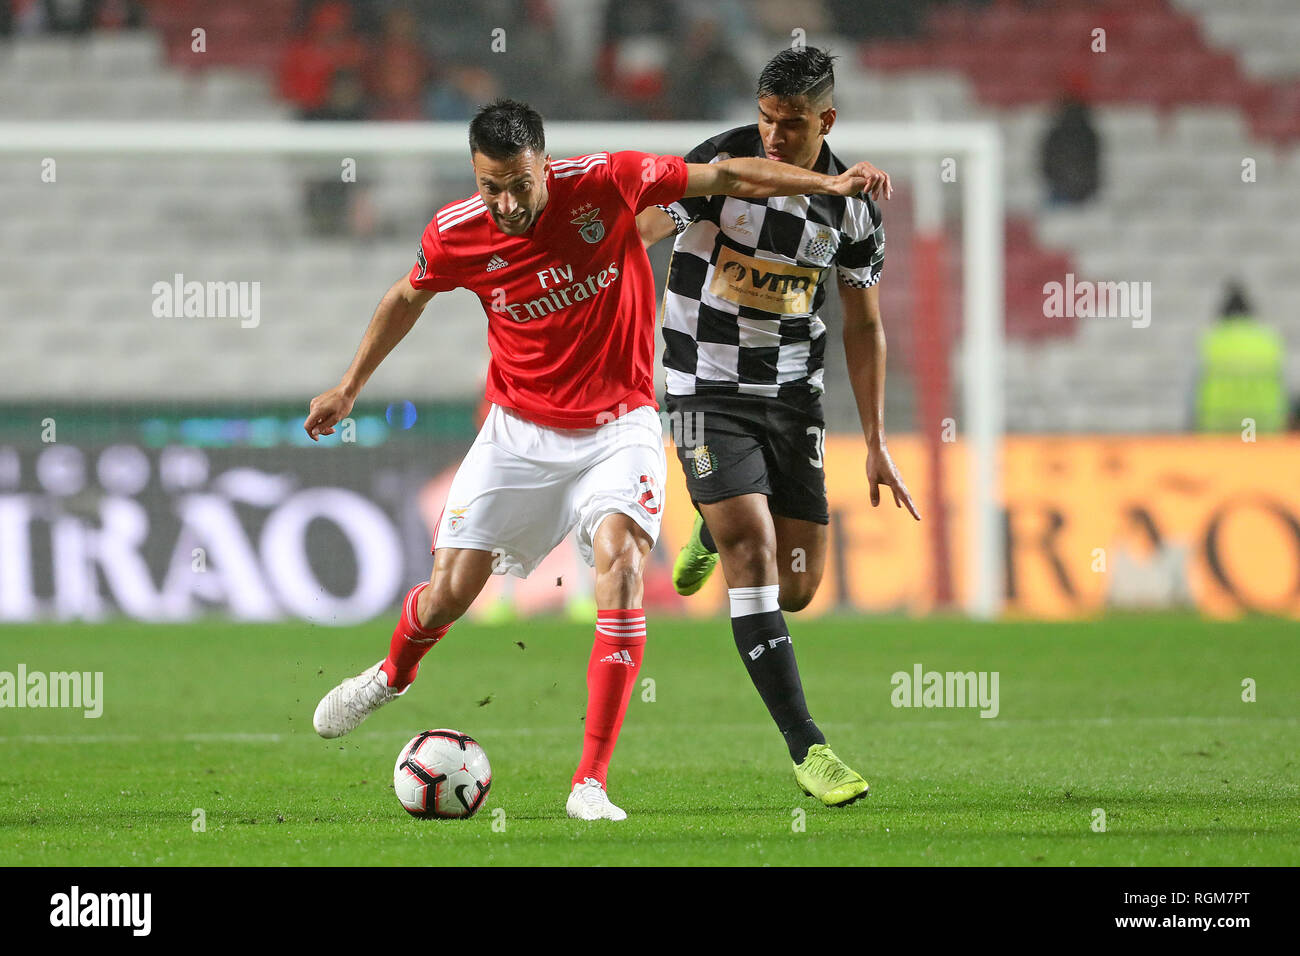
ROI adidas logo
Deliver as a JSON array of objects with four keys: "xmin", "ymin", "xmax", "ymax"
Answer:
[
  {"xmin": 599, "ymin": 649, "xmax": 635, "ymax": 666},
  {"xmin": 485, "ymin": 254, "xmax": 508, "ymax": 272}
]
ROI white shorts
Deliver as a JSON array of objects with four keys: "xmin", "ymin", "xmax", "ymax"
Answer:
[{"xmin": 432, "ymin": 404, "xmax": 667, "ymax": 578}]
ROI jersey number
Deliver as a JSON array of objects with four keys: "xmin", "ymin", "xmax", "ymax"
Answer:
[
  {"xmin": 637, "ymin": 474, "xmax": 661, "ymax": 515},
  {"xmin": 806, "ymin": 426, "xmax": 825, "ymax": 470}
]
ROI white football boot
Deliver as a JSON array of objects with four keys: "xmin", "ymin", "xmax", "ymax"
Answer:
[
  {"xmin": 313, "ymin": 660, "xmax": 405, "ymax": 738},
  {"xmin": 566, "ymin": 777, "xmax": 628, "ymax": 821}
]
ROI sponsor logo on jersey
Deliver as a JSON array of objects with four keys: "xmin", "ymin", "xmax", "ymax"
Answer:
[
  {"xmin": 708, "ymin": 246, "xmax": 822, "ymax": 315},
  {"xmin": 690, "ymin": 444, "xmax": 717, "ymax": 479},
  {"xmin": 485, "ymin": 254, "xmax": 508, "ymax": 272},
  {"xmin": 498, "ymin": 261, "xmax": 621, "ymax": 323},
  {"xmin": 447, "ymin": 506, "xmax": 469, "ymax": 532},
  {"xmin": 727, "ymin": 212, "xmax": 754, "ymax": 237},
  {"xmin": 570, "ymin": 206, "xmax": 605, "ymax": 244}
]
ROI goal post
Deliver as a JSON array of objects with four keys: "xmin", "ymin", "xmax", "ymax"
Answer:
[{"xmin": 0, "ymin": 120, "xmax": 1004, "ymax": 619}]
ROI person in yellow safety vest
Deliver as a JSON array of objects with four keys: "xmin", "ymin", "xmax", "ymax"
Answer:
[{"xmin": 1196, "ymin": 283, "xmax": 1286, "ymax": 433}]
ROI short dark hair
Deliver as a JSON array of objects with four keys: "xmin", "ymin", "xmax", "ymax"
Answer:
[
  {"xmin": 468, "ymin": 98, "xmax": 546, "ymax": 160},
  {"xmin": 756, "ymin": 47, "xmax": 836, "ymax": 104}
]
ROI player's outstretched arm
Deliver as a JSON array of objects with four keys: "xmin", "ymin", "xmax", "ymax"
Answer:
[
  {"xmin": 841, "ymin": 281, "xmax": 920, "ymax": 520},
  {"xmin": 636, "ymin": 207, "xmax": 678, "ymax": 249},
  {"xmin": 304, "ymin": 275, "xmax": 436, "ymax": 441},
  {"xmin": 683, "ymin": 157, "xmax": 891, "ymax": 201}
]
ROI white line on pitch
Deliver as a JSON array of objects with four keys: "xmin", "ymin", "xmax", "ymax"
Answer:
[{"xmin": 0, "ymin": 715, "xmax": 1295, "ymax": 745}]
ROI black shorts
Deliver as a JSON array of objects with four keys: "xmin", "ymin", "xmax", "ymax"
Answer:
[{"xmin": 665, "ymin": 390, "xmax": 829, "ymax": 525}]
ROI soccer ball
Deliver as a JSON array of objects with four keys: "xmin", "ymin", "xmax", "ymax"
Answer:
[{"xmin": 393, "ymin": 729, "xmax": 492, "ymax": 819}]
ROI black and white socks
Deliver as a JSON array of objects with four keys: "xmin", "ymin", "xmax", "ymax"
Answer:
[{"xmin": 728, "ymin": 585, "xmax": 825, "ymax": 763}]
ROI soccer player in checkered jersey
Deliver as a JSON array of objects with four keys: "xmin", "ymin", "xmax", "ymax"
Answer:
[
  {"xmin": 637, "ymin": 48, "xmax": 920, "ymax": 807},
  {"xmin": 304, "ymin": 99, "xmax": 890, "ymax": 820}
]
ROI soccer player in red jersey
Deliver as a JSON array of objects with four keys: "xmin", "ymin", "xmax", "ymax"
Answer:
[{"xmin": 304, "ymin": 99, "xmax": 887, "ymax": 820}]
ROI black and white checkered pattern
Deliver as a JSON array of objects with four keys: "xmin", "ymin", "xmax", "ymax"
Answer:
[{"xmin": 659, "ymin": 125, "xmax": 885, "ymax": 399}]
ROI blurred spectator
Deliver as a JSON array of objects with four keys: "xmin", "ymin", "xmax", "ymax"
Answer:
[
  {"xmin": 664, "ymin": 7, "xmax": 750, "ymax": 120},
  {"xmin": 751, "ymin": 0, "xmax": 829, "ymax": 39},
  {"xmin": 1040, "ymin": 93, "xmax": 1101, "ymax": 205},
  {"xmin": 302, "ymin": 68, "xmax": 371, "ymax": 237},
  {"xmin": 677, "ymin": 0, "xmax": 754, "ymax": 51},
  {"xmin": 827, "ymin": 0, "xmax": 919, "ymax": 39},
  {"xmin": 278, "ymin": 1, "xmax": 369, "ymax": 119},
  {"xmin": 314, "ymin": 68, "xmax": 367, "ymax": 121},
  {"xmin": 425, "ymin": 63, "xmax": 501, "ymax": 121},
  {"xmin": 425, "ymin": 0, "xmax": 507, "ymax": 65},
  {"xmin": 598, "ymin": 0, "xmax": 756, "ymax": 120},
  {"xmin": 91, "ymin": 0, "xmax": 142, "ymax": 29},
  {"xmin": 495, "ymin": 0, "xmax": 566, "ymax": 114},
  {"xmin": 1195, "ymin": 282, "xmax": 1286, "ymax": 434},
  {"xmin": 10, "ymin": 0, "xmax": 143, "ymax": 33},
  {"xmin": 1, "ymin": 0, "xmax": 44, "ymax": 37},
  {"xmin": 42, "ymin": 0, "xmax": 96, "ymax": 32},
  {"xmin": 292, "ymin": 0, "xmax": 385, "ymax": 38},
  {"xmin": 366, "ymin": 5, "xmax": 432, "ymax": 121},
  {"xmin": 598, "ymin": 0, "xmax": 677, "ymax": 118},
  {"xmin": 417, "ymin": 0, "xmax": 564, "ymax": 113}
]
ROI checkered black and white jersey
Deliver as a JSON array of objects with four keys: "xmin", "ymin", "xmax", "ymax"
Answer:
[{"xmin": 658, "ymin": 125, "xmax": 884, "ymax": 399}]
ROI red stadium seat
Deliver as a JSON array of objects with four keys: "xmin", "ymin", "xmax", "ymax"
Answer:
[{"xmin": 861, "ymin": 0, "xmax": 1297, "ymax": 147}]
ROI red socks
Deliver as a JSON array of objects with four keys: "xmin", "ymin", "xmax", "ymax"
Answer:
[
  {"xmin": 381, "ymin": 583, "xmax": 451, "ymax": 691},
  {"xmin": 573, "ymin": 609, "xmax": 646, "ymax": 788},
  {"xmin": 382, "ymin": 590, "xmax": 645, "ymax": 789}
]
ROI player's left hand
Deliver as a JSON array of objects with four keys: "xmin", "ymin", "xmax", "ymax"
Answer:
[
  {"xmin": 866, "ymin": 440, "xmax": 920, "ymax": 520},
  {"xmin": 834, "ymin": 161, "xmax": 893, "ymax": 201}
]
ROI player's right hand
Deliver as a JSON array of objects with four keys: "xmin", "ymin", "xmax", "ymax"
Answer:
[{"xmin": 304, "ymin": 385, "xmax": 356, "ymax": 441}]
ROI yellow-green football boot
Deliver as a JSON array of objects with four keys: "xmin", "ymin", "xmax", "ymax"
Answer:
[
  {"xmin": 794, "ymin": 743, "xmax": 870, "ymax": 806},
  {"xmin": 672, "ymin": 514, "xmax": 719, "ymax": 596}
]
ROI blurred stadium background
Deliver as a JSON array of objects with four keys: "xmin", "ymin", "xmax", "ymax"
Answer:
[{"xmin": 2, "ymin": 0, "xmax": 1299, "ymax": 626}]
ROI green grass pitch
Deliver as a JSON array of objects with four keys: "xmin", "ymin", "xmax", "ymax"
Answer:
[{"xmin": 1, "ymin": 614, "xmax": 1296, "ymax": 866}]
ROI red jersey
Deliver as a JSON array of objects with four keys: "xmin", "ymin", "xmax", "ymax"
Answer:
[{"xmin": 409, "ymin": 150, "xmax": 689, "ymax": 429}]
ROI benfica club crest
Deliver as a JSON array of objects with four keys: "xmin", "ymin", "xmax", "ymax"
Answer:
[
  {"xmin": 447, "ymin": 506, "xmax": 469, "ymax": 533},
  {"xmin": 571, "ymin": 206, "xmax": 605, "ymax": 244}
]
